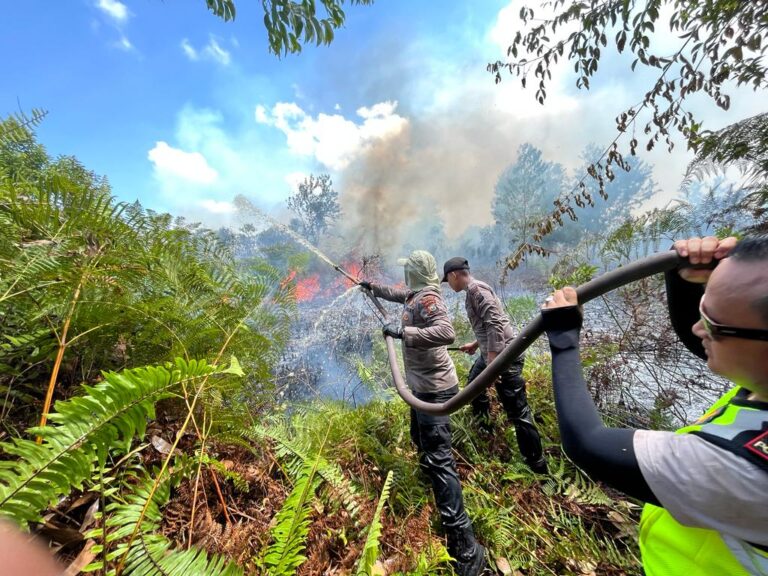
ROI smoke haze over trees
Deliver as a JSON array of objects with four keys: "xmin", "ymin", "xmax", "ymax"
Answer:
[{"xmin": 1, "ymin": 0, "xmax": 766, "ymax": 574}]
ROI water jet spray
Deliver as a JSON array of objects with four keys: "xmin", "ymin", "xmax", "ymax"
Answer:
[{"xmin": 233, "ymin": 197, "xmax": 701, "ymax": 417}]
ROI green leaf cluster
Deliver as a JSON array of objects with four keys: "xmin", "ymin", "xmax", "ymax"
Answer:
[
  {"xmin": 0, "ymin": 359, "xmax": 217, "ymax": 528},
  {"xmin": 0, "ymin": 113, "xmax": 293, "ymax": 425}
]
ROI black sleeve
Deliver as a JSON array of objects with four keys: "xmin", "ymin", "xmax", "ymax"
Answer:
[
  {"xmin": 664, "ymin": 270, "xmax": 706, "ymax": 360},
  {"xmin": 542, "ymin": 306, "xmax": 660, "ymax": 505}
]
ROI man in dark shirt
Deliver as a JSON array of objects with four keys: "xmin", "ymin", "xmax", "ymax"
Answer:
[{"xmin": 442, "ymin": 257, "xmax": 547, "ymax": 473}]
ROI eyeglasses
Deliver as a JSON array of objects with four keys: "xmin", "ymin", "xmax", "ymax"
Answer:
[{"xmin": 699, "ymin": 299, "xmax": 768, "ymax": 342}]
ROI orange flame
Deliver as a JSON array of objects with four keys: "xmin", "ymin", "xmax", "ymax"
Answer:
[
  {"xmin": 295, "ymin": 274, "xmax": 321, "ymax": 301},
  {"xmin": 285, "ymin": 259, "xmax": 372, "ymax": 303},
  {"xmin": 333, "ymin": 261, "xmax": 363, "ymax": 291}
]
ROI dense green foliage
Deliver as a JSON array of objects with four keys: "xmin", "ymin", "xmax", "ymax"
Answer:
[
  {"xmin": 0, "ymin": 108, "xmax": 754, "ymax": 576},
  {"xmin": 0, "ymin": 116, "xmax": 299, "ymax": 574},
  {"xmin": 0, "ymin": 116, "xmax": 293, "ymax": 430},
  {"xmin": 205, "ymin": 0, "xmax": 375, "ymax": 56}
]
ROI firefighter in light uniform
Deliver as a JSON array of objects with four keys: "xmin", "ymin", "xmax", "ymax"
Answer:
[
  {"xmin": 541, "ymin": 235, "xmax": 768, "ymax": 576},
  {"xmin": 359, "ymin": 250, "xmax": 486, "ymax": 576}
]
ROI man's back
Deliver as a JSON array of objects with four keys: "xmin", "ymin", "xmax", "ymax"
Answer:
[
  {"xmin": 465, "ymin": 279, "xmax": 515, "ymax": 360},
  {"xmin": 372, "ymin": 284, "xmax": 458, "ymax": 393}
]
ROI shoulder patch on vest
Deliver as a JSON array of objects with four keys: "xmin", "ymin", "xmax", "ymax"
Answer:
[
  {"xmin": 420, "ymin": 295, "xmax": 440, "ymax": 317},
  {"xmin": 745, "ymin": 430, "xmax": 768, "ymax": 463}
]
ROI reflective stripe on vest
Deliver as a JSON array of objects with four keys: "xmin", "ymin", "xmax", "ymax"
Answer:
[
  {"xmin": 681, "ymin": 389, "xmax": 768, "ymax": 474},
  {"xmin": 640, "ymin": 387, "xmax": 768, "ymax": 576}
]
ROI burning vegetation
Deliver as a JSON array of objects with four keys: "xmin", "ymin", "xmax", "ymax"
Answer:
[{"xmin": 0, "ymin": 104, "xmax": 759, "ymax": 576}]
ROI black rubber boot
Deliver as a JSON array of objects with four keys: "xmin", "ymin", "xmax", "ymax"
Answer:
[
  {"xmin": 527, "ymin": 457, "xmax": 548, "ymax": 474},
  {"xmin": 446, "ymin": 525, "xmax": 487, "ymax": 576}
]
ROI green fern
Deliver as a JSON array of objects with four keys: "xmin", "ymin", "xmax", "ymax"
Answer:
[
  {"xmin": 245, "ymin": 422, "xmax": 362, "ymax": 521},
  {"xmin": 0, "ymin": 358, "xmax": 218, "ymax": 527},
  {"xmin": 543, "ymin": 457, "xmax": 611, "ymax": 507},
  {"xmin": 0, "ymin": 109, "xmax": 47, "ymax": 145},
  {"xmin": 262, "ymin": 456, "xmax": 323, "ymax": 575},
  {"xmin": 87, "ymin": 470, "xmax": 243, "ymax": 576},
  {"xmin": 356, "ymin": 470, "xmax": 393, "ymax": 576}
]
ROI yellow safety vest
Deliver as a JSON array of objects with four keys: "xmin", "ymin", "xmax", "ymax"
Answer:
[{"xmin": 640, "ymin": 387, "xmax": 768, "ymax": 576}]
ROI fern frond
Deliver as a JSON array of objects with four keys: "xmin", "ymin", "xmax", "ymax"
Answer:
[
  {"xmin": 88, "ymin": 470, "xmax": 243, "ymax": 576},
  {"xmin": 0, "ymin": 358, "xmax": 217, "ymax": 527},
  {"xmin": 0, "ymin": 109, "xmax": 47, "ymax": 145},
  {"xmin": 245, "ymin": 423, "xmax": 362, "ymax": 521},
  {"xmin": 262, "ymin": 457, "xmax": 323, "ymax": 575},
  {"xmin": 356, "ymin": 470, "xmax": 393, "ymax": 576}
]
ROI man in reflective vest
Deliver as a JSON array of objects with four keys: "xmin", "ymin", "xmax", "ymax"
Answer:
[{"xmin": 541, "ymin": 235, "xmax": 768, "ymax": 575}]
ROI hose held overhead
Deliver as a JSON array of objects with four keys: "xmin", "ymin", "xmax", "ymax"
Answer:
[{"xmin": 371, "ymin": 250, "xmax": 688, "ymax": 415}]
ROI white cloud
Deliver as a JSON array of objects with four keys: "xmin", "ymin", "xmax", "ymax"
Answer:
[
  {"xmin": 94, "ymin": 0, "xmax": 135, "ymax": 52},
  {"xmin": 148, "ymin": 141, "xmax": 219, "ymax": 184},
  {"xmin": 256, "ymin": 100, "xmax": 408, "ymax": 170},
  {"xmin": 199, "ymin": 199, "xmax": 236, "ymax": 214},
  {"xmin": 254, "ymin": 105, "xmax": 269, "ymax": 124},
  {"xmin": 181, "ymin": 39, "xmax": 198, "ymax": 60},
  {"xmin": 116, "ymin": 36, "xmax": 133, "ymax": 51},
  {"xmin": 203, "ymin": 37, "xmax": 231, "ymax": 66},
  {"xmin": 180, "ymin": 36, "xmax": 232, "ymax": 66},
  {"xmin": 144, "ymin": 105, "xmax": 311, "ymax": 227},
  {"xmin": 487, "ymin": 2, "xmax": 518, "ymax": 54},
  {"xmin": 96, "ymin": 0, "xmax": 129, "ymax": 23}
]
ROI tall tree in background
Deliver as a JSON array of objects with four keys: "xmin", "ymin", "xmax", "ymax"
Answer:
[
  {"xmin": 287, "ymin": 174, "xmax": 341, "ymax": 245},
  {"xmin": 492, "ymin": 144, "xmax": 568, "ymax": 262},
  {"xmin": 489, "ymin": 0, "xmax": 768, "ymax": 266}
]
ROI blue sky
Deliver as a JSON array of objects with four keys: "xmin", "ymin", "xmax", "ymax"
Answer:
[{"xmin": 3, "ymin": 1, "xmax": 764, "ymax": 234}]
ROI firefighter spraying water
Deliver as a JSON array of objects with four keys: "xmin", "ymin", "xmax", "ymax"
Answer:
[{"xmin": 232, "ymin": 200, "xmax": 768, "ymax": 576}]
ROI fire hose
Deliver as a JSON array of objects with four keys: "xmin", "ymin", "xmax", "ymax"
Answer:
[{"xmin": 356, "ymin": 250, "xmax": 692, "ymax": 416}]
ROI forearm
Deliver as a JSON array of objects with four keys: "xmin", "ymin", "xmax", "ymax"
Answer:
[
  {"xmin": 545, "ymin": 315, "xmax": 658, "ymax": 503},
  {"xmin": 404, "ymin": 322, "xmax": 455, "ymax": 348},
  {"xmin": 371, "ymin": 284, "xmax": 408, "ymax": 304}
]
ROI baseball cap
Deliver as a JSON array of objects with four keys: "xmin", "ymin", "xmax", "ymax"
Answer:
[{"xmin": 441, "ymin": 257, "xmax": 470, "ymax": 282}]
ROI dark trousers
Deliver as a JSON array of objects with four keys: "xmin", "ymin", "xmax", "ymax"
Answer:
[
  {"xmin": 410, "ymin": 385, "xmax": 472, "ymax": 531},
  {"xmin": 468, "ymin": 355, "xmax": 544, "ymax": 465}
]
